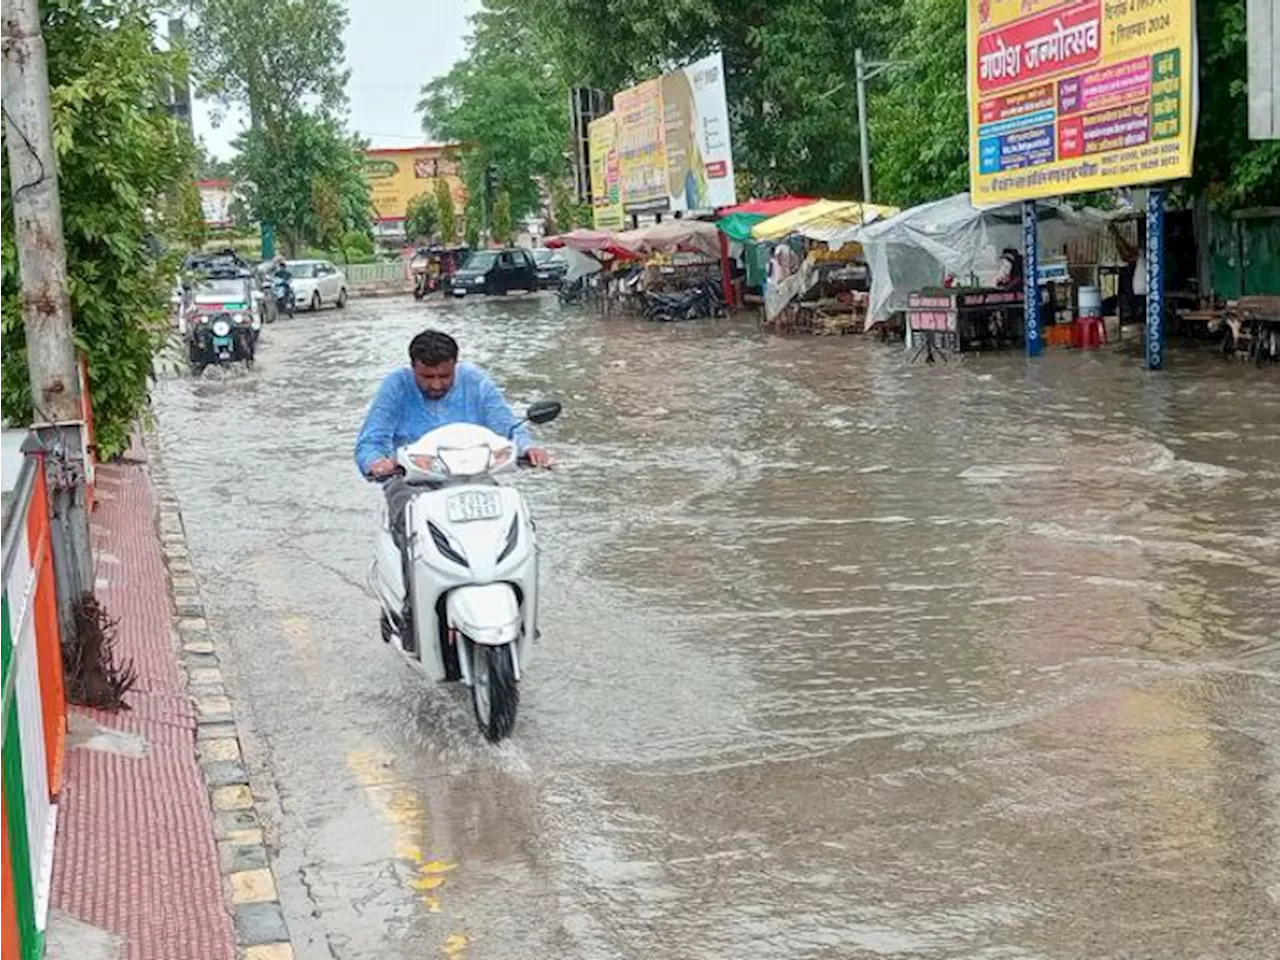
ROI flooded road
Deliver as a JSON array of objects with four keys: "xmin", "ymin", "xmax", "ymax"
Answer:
[{"xmin": 154, "ymin": 295, "xmax": 1280, "ymax": 959}]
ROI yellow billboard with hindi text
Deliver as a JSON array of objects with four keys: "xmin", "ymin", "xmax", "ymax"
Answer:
[
  {"xmin": 362, "ymin": 145, "xmax": 467, "ymax": 224},
  {"xmin": 589, "ymin": 114, "xmax": 624, "ymax": 229},
  {"xmin": 968, "ymin": 0, "xmax": 1196, "ymax": 205}
]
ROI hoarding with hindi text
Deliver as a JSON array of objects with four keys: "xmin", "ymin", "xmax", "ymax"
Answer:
[
  {"xmin": 967, "ymin": 0, "xmax": 1196, "ymax": 205},
  {"xmin": 589, "ymin": 114, "xmax": 625, "ymax": 229},
  {"xmin": 362, "ymin": 146, "xmax": 467, "ymax": 224},
  {"xmin": 610, "ymin": 52, "xmax": 737, "ymax": 215}
]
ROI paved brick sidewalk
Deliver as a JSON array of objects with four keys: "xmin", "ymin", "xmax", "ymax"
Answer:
[{"xmin": 49, "ymin": 461, "xmax": 235, "ymax": 960}]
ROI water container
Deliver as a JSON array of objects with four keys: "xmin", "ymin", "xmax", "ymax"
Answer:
[{"xmin": 1078, "ymin": 285, "xmax": 1102, "ymax": 319}]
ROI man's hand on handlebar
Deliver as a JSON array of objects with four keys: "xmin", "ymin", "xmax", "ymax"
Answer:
[
  {"xmin": 524, "ymin": 446, "xmax": 554, "ymax": 469},
  {"xmin": 366, "ymin": 457, "xmax": 400, "ymax": 479}
]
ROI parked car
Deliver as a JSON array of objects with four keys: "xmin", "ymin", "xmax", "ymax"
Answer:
[
  {"xmin": 532, "ymin": 248, "xmax": 569, "ymax": 289},
  {"xmin": 286, "ymin": 259, "xmax": 348, "ymax": 311},
  {"xmin": 449, "ymin": 248, "xmax": 539, "ymax": 296}
]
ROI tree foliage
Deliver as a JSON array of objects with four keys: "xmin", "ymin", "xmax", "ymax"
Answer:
[
  {"xmin": 483, "ymin": 0, "xmax": 903, "ymax": 199},
  {"xmin": 435, "ymin": 177, "xmax": 458, "ymax": 244},
  {"xmin": 418, "ymin": 5, "xmax": 569, "ymax": 220},
  {"xmin": 492, "ymin": 189, "xmax": 513, "ymax": 243},
  {"xmin": 232, "ymin": 112, "xmax": 370, "ymax": 255},
  {"xmin": 868, "ymin": 0, "xmax": 969, "ymax": 207},
  {"xmin": 446, "ymin": 0, "xmax": 1275, "ymax": 212},
  {"xmin": 1192, "ymin": 0, "xmax": 1280, "ymax": 206},
  {"xmin": 2, "ymin": 0, "xmax": 194, "ymax": 458},
  {"xmin": 188, "ymin": 0, "xmax": 369, "ymax": 252},
  {"xmin": 405, "ymin": 191, "xmax": 439, "ymax": 243},
  {"xmin": 187, "ymin": 0, "xmax": 349, "ymax": 126}
]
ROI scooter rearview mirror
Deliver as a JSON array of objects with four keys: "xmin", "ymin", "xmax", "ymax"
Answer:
[{"xmin": 525, "ymin": 400, "xmax": 562, "ymax": 425}]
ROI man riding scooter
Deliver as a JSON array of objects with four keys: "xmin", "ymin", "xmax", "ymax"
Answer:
[
  {"xmin": 355, "ymin": 330, "xmax": 553, "ymax": 650},
  {"xmin": 271, "ymin": 256, "xmax": 296, "ymax": 318}
]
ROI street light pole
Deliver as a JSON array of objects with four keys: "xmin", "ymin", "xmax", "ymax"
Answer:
[
  {"xmin": 854, "ymin": 48, "xmax": 911, "ymax": 202},
  {"xmin": 2, "ymin": 0, "xmax": 95, "ymax": 627}
]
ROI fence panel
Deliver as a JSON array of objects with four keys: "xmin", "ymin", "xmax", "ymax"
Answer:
[
  {"xmin": 2, "ymin": 446, "xmax": 64, "ymax": 958},
  {"xmin": 27, "ymin": 475, "xmax": 65, "ymax": 793},
  {"xmin": 343, "ymin": 261, "xmax": 408, "ymax": 285}
]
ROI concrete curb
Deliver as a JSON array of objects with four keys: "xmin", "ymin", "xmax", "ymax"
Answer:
[{"xmin": 147, "ymin": 436, "xmax": 295, "ymax": 960}]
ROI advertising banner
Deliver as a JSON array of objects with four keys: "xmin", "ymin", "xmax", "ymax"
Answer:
[
  {"xmin": 611, "ymin": 52, "xmax": 737, "ymax": 215},
  {"xmin": 197, "ymin": 180, "xmax": 234, "ymax": 228},
  {"xmin": 661, "ymin": 51, "xmax": 737, "ymax": 213},
  {"xmin": 614, "ymin": 79, "xmax": 668, "ymax": 213},
  {"xmin": 589, "ymin": 115, "xmax": 625, "ymax": 230},
  {"xmin": 967, "ymin": 0, "xmax": 1196, "ymax": 205},
  {"xmin": 362, "ymin": 146, "xmax": 466, "ymax": 223}
]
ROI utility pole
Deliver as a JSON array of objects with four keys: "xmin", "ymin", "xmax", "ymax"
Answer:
[
  {"xmin": 3, "ymin": 0, "xmax": 95, "ymax": 629},
  {"xmin": 854, "ymin": 48, "xmax": 910, "ymax": 203}
]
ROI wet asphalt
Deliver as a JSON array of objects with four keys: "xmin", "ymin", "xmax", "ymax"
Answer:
[{"xmin": 152, "ymin": 293, "xmax": 1280, "ymax": 959}]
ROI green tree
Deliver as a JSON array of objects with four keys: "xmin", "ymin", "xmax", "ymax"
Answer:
[
  {"xmin": 188, "ymin": 0, "xmax": 369, "ymax": 249},
  {"xmin": 1192, "ymin": 0, "xmax": 1280, "ymax": 206},
  {"xmin": 436, "ymin": 176, "xmax": 457, "ymax": 244},
  {"xmin": 492, "ymin": 189, "xmax": 513, "ymax": 243},
  {"xmin": 233, "ymin": 111, "xmax": 371, "ymax": 255},
  {"xmin": 2, "ymin": 0, "xmax": 194, "ymax": 458},
  {"xmin": 418, "ymin": 4, "xmax": 569, "ymax": 220},
  {"xmin": 405, "ymin": 191, "xmax": 439, "ymax": 243},
  {"xmin": 868, "ymin": 0, "xmax": 968, "ymax": 207},
  {"xmin": 187, "ymin": 0, "xmax": 349, "ymax": 130},
  {"xmin": 496, "ymin": 0, "xmax": 904, "ymax": 198},
  {"xmin": 338, "ymin": 230, "xmax": 376, "ymax": 263}
]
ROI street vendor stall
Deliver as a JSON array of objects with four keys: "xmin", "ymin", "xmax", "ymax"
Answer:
[
  {"xmin": 747, "ymin": 200, "xmax": 899, "ymax": 334},
  {"xmin": 546, "ymin": 220, "xmax": 729, "ymax": 320},
  {"xmin": 854, "ymin": 193, "xmax": 1116, "ymax": 351},
  {"xmin": 904, "ymin": 287, "xmax": 1025, "ymax": 360}
]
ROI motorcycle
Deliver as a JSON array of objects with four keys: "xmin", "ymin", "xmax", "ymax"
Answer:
[
  {"xmin": 368, "ymin": 402, "xmax": 562, "ymax": 742},
  {"xmin": 188, "ymin": 309, "xmax": 258, "ymax": 374},
  {"xmin": 272, "ymin": 274, "xmax": 296, "ymax": 319},
  {"xmin": 414, "ymin": 270, "xmax": 443, "ymax": 299}
]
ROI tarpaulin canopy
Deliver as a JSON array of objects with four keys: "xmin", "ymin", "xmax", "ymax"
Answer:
[
  {"xmin": 617, "ymin": 219, "xmax": 722, "ymax": 259},
  {"xmin": 853, "ymin": 192, "xmax": 1113, "ymax": 326},
  {"xmin": 750, "ymin": 200, "xmax": 899, "ymax": 242},
  {"xmin": 546, "ymin": 220, "xmax": 722, "ymax": 261},
  {"xmin": 718, "ymin": 195, "xmax": 816, "ymax": 217},
  {"xmin": 545, "ymin": 228, "xmax": 642, "ymax": 261},
  {"xmin": 715, "ymin": 195, "xmax": 816, "ymax": 243}
]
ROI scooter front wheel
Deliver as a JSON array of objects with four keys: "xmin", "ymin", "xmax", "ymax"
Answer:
[{"xmin": 471, "ymin": 642, "xmax": 518, "ymax": 742}]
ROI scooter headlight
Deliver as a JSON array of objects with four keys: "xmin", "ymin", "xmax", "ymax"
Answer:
[{"xmin": 211, "ymin": 318, "xmax": 232, "ymax": 336}]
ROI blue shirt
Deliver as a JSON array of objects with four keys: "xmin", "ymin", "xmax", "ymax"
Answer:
[{"xmin": 354, "ymin": 363, "xmax": 531, "ymax": 475}]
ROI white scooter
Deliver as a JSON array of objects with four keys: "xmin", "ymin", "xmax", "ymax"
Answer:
[{"xmin": 369, "ymin": 401, "xmax": 561, "ymax": 741}]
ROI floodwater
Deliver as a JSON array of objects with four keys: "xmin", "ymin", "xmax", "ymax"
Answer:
[{"xmin": 153, "ymin": 295, "xmax": 1280, "ymax": 960}]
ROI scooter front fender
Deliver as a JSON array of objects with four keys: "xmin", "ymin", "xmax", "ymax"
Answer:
[{"xmin": 446, "ymin": 583, "xmax": 521, "ymax": 647}]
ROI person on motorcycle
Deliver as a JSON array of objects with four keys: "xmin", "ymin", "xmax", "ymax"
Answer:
[{"xmin": 357, "ymin": 330, "xmax": 552, "ymax": 651}]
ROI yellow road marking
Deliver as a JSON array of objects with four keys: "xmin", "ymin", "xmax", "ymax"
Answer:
[{"xmin": 346, "ymin": 748, "xmax": 468, "ymax": 950}]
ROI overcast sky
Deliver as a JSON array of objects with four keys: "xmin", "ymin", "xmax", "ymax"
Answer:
[{"xmin": 194, "ymin": 0, "xmax": 480, "ymax": 159}]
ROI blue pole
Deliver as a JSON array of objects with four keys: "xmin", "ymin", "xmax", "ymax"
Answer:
[
  {"xmin": 1022, "ymin": 200, "xmax": 1042, "ymax": 357},
  {"xmin": 1145, "ymin": 188, "xmax": 1165, "ymax": 371}
]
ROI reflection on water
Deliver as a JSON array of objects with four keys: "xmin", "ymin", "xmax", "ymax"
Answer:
[{"xmin": 155, "ymin": 296, "xmax": 1279, "ymax": 959}]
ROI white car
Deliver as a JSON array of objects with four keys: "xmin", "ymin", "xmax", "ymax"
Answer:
[{"xmin": 286, "ymin": 259, "xmax": 348, "ymax": 312}]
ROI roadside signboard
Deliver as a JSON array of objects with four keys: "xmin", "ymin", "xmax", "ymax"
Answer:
[
  {"xmin": 610, "ymin": 51, "xmax": 737, "ymax": 216},
  {"xmin": 967, "ymin": 0, "xmax": 1197, "ymax": 205},
  {"xmin": 361, "ymin": 146, "xmax": 467, "ymax": 226},
  {"xmin": 615, "ymin": 79, "xmax": 668, "ymax": 214},
  {"xmin": 197, "ymin": 180, "xmax": 234, "ymax": 228},
  {"xmin": 661, "ymin": 51, "xmax": 737, "ymax": 213},
  {"xmin": 589, "ymin": 115, "xmax": 625, "ymax": 229}
]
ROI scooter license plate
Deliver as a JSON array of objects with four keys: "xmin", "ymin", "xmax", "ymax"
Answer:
[{"xmin": 446, "ymin": 490, "xmax": 501, "ymax": 523}]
